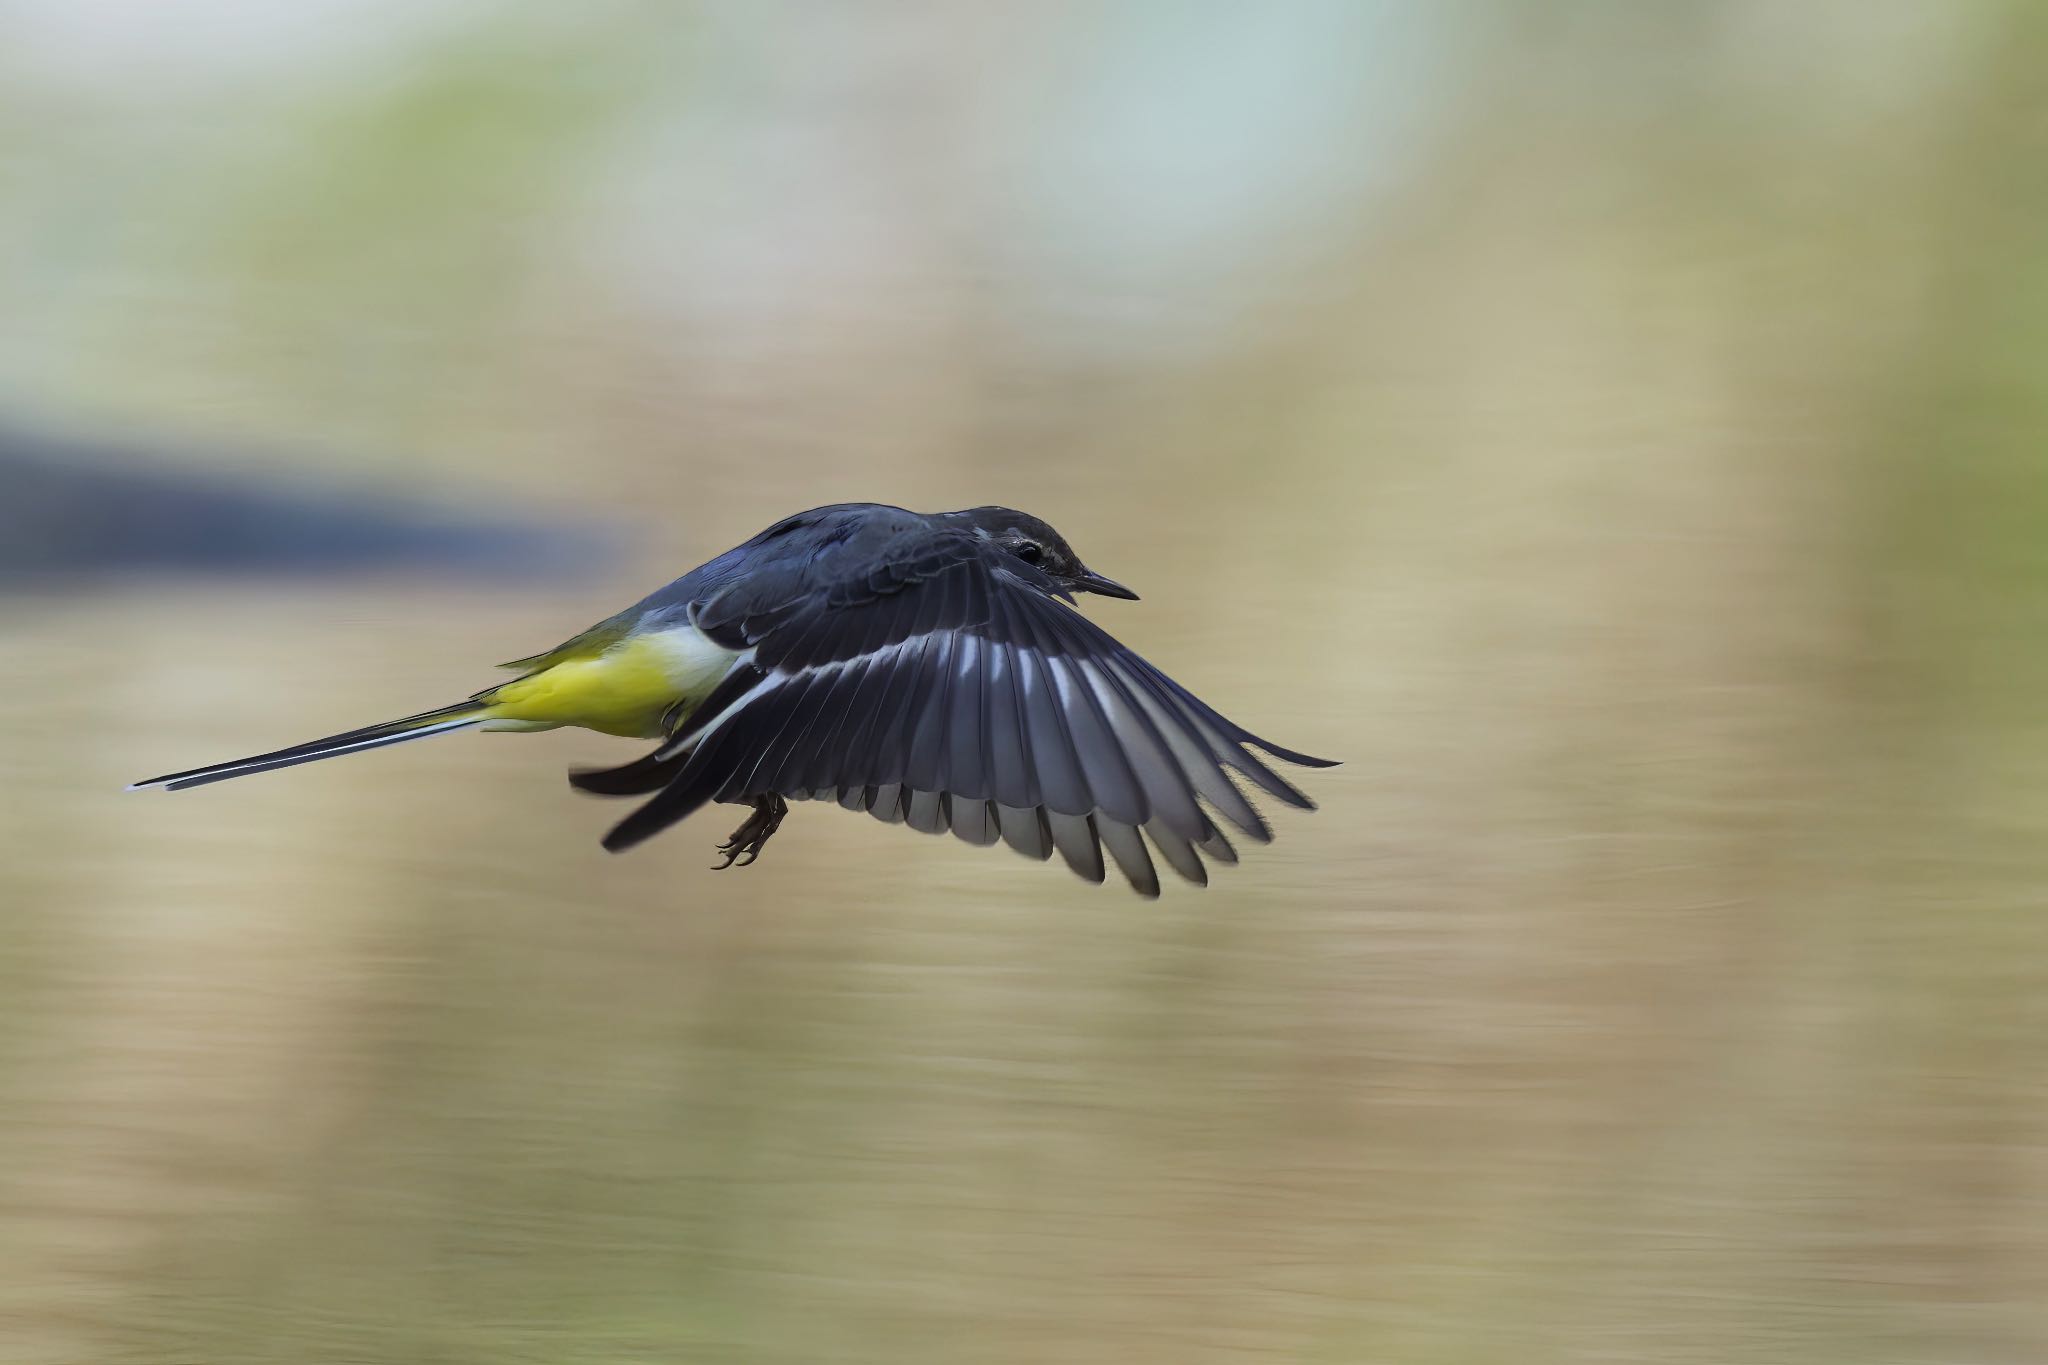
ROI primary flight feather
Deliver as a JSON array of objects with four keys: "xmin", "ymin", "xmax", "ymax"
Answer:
[{"xmin": 132, "ymin": 504, "xmax": 1335, "ymax": 896}]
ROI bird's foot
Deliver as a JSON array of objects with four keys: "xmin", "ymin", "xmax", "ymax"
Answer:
[{"xmin": 713, "ymin": 794, "xmax": 788, "ymax": 869}]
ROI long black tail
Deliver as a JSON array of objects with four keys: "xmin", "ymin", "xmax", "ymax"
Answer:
[{"xmin": 128, "ymin": 703, "xmax": 485, "ymax": 793}]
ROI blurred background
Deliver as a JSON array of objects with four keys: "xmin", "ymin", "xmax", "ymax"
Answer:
[{"xmin": 4, "ymin": 2, "xmax": 2047, "ymax": 1361}]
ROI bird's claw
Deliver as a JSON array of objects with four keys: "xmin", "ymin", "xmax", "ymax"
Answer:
[
  {"xmin": 711, "ymin": 839, "xmax": 761, "ymax": 871},
  {"xmin": 711, "ymin": 796, "xmax": 786, "ymax": 870}
]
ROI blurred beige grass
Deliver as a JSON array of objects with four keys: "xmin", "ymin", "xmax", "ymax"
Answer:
[{"xmin": 4, "ymin": 4, "xmax": 2048, "ymax": 1363}]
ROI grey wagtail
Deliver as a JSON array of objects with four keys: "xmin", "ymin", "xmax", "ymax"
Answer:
[{"xmin": 132, "ymin": 504, "xmax": 1334, "ymax": 895}]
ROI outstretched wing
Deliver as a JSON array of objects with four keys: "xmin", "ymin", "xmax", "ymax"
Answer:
[{"xmin": 575, "ymin": 527, "xmax": 1334, "ymax": 895}]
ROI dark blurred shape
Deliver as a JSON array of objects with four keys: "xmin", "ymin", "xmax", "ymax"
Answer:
[{"xmin": 0, "ymin": 420, "xmax": 620, "ymax": 589}]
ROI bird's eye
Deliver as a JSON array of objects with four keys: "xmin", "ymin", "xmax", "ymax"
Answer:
[{"xmin": 1014, "ymin": 542, "xmax": 1044, "ymax": 565}]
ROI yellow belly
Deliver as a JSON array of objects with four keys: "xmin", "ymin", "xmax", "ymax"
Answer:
[{"xmin": 479, "ymin": 627, "xmax": 738, "ymax": 739}]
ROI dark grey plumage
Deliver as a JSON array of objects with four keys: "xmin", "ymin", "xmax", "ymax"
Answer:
[{"xmin": 574, "ymin": 503, "xmax": 1334, "ymax": 896}]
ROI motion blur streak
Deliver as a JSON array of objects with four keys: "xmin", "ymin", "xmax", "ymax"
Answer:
[{"xmin": 2, "ymin": 4, "xmax": 2045, "ymax": 1363}]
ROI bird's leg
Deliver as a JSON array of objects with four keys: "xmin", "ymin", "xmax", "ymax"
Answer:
[{"xmin": 713, "ymin": 794, "xmax": 788, "ymax": 870}]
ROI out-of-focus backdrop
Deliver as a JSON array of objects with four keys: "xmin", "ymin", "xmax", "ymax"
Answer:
[{"xmin": 4, "ymin": 3, "xmax": 2046, "ymax": 1361}]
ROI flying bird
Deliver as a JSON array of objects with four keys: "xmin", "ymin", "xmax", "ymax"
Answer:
[{"xmin": 132, "ymin": 504, "xmax": 1334, "ymax": 895}]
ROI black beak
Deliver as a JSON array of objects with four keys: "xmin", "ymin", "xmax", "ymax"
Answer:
[{"xmin": 1074, "ymin": 569, "xmax": 1139, "ymax": 600}]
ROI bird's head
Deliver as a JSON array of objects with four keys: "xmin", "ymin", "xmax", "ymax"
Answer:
[{"xmin": 944, "ymin": 507, "xmax": 1139, "ymax": 601}]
